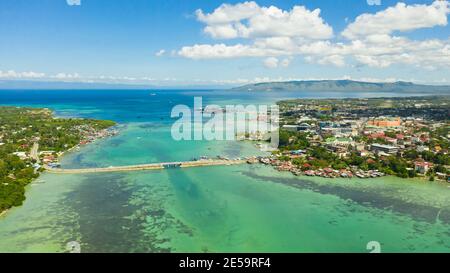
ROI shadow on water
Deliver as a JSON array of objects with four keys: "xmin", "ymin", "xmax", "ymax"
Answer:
[
  {"xmin": 222, "ymin": 142, "xmax": 243, "ymax": 159},
  {"xmin": 164, "ymin": 168, "xmax": 228, "ymax": 223},
  {"xmin": 147, "ymin": 138, "xmax": 230, "ymax": 240},
  {"xmin": 241, "ymin": 170, "xmax": 450, "ymax": 225},
  {"xmin": 60, "ymin": 172, "xmax": 174, "ymax": 252}
]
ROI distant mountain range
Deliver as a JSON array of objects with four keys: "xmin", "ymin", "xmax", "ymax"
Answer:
[
  {"xmin": 231, "ymin": 80, "xmax": 450, "ymax": 93},
  {"xmin": 1, "ymin": 79, "xmax": 450, "ymax": 93}
]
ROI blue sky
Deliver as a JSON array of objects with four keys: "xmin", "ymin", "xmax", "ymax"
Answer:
[{"xmin": 0, "ymin": 0, "xmax": 449, "ymax": 87}]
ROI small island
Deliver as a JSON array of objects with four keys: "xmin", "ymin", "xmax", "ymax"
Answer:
[{"xmin": 0, "ymin": 107, "xmax": 117, "ymax": 215}]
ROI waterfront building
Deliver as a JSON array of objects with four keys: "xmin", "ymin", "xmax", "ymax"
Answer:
[
  {"xmin": 414, "ymin": 161, "xmax": 433, "ymax": 174},
  {"xmin": 436, "ymin": 172, "xmax": 448, "ymax": 181}
]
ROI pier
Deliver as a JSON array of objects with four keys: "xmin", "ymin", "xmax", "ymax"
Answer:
[{"xmin": 44, "ymin": 159, "xmax": 246, "ymax": 174}]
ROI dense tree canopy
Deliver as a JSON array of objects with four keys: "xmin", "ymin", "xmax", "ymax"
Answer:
[{"xmin": 0, "ymin": 107, "xmax": 116, "ymax": 213}]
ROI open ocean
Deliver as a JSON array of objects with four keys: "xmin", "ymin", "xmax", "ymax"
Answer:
[{"xmin": 0, "ymin": 89, "xmax": 449, "ymax": 253}]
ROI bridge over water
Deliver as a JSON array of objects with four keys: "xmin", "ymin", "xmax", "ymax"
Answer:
[{"xmin": 44, "ymin": 159, "xmax": 246, "ymax": 174}]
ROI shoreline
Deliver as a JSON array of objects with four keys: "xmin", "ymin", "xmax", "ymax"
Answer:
[
  {"xmin": 251, "ymin": 157, "xmax": 449, "ymax": 183},
  {"xmin": 0, "ymin": 136, "xmax": 115, "ymax": 218},
  {"xmin": 274, "ymin": 165, "xmax": 449, "ymax": 183},
  {"xmin": 250, "ymin": 161, "xmax": 450, "ymax": 187},
  {"xmin": 0, "ymin": 106, "xmax": 119, "ymax": 219},
  {"xmin": 0, "ymin": 209, "xmax": 8, "ymax": 218},
  {"xmin": 0, "ymin": 132, "xmax": 113, "ymax": 218}
]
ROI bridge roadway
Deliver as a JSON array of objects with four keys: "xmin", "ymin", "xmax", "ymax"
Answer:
[{"xmin": 44, "ymin": 159, "xmax": 247, "ymax": 174}]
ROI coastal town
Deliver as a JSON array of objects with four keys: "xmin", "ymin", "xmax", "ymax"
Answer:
[
  {"xmin": 1, "ymin": 96, "xmax": 449, "ymax": 214},
  {"xmin": 0, "ymin": 106, "xmax": 117, "ymax": 213},
  {"xmin": 245, "ymin": 96, "xmax": 450, "ymax": 181}
]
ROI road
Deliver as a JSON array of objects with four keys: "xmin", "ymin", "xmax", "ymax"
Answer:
[
  {"xmin": 44, "ymin": 159, "xmax": 247, "ymax": 174},
  {"xmin": 30, "ymin": 142, "xmax": 40, "ymax": 163}
]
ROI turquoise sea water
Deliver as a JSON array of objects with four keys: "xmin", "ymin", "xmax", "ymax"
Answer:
[{"xmin": 0, "ymin": 90, "xmax": 449, "ymax": 253}]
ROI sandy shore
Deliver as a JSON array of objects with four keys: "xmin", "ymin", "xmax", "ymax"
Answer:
[{"xmin": 0, "ymin": 209, "xmax": 9, "ymax": 218}]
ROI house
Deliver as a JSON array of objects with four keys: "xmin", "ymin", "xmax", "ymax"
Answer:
[
  {"xmin": 291, "ymin": 150, "xmax": 306, "ymax": 155},
  {"xmin": 12, "ymin": 152, "xmax": 27, "ymax": 159},
  {"xmin": 436, "ymin": 172, "xmax": 447, "ymax": 181},
  {"xmin": 385, "ymin": 137, "xmax": 397, "ymax": 145},
  {"xmin": 414, "ymin": 161, "xmax": 433, "ymax": 174},
  {"xmin": 367, "ymin": 132, "xmax": 386, "ymax": 139},
  {"xmin": 357, "ymin": 150, "xmax": 370, "ymax": 157},
  {"xmin": 355, "ymin": 144, "xmax": 366, "ymax": 152},
  {"xmin": 47, "ymin": 162, "xmax": 61, "ymax": 168},
  {"xmin": 416, "ymin": 145, "xmax": 430, "ymax": 152},
  {"xmin": 20, "ymin": 143, "xmax": 29, "ymax": 149},
  {"xmin": 326, "ymin": 138, "xmax": 352, "ymax": 158},
  {"xmin": 320, "ymin": 122, "xmax": 354, "ymax": 137},
  {"xmin": 42, "ymin": 155, "xmax": 56, "ymax": 163},
  {"xmin": 39, "ymin": 151, "xmax": 56, "ymax": 156},
  {"xmin": 367, "ymin": 117, "xmax": 401, "ymax": 127}
]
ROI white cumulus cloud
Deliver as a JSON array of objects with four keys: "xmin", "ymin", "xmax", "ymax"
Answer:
[
  {"xmin": 343, "ymin": 1, "xmax": 449, "ymax": 39},
  {"xmin": 0, "ymin": 70, "xmax": 46, "ymax": 79},
  {"xmin": 178, "ymin": 43, "xmax": 285, "ymax": 59},
  {"xmin": 177, "ymin": 1, "xmax": 450, "ymax": 70},
  {"xmin": 366, "ymin": 0, "xmax": 381, "ymax": 6},
  {"xmin": 196, "ymin": 1, "xmax": 333, "ymax": 40},
  {"xmin": 263, "ymin": 57, "xmax": 279, "ymax": 68},
  {"xmin": 280, "ymin": 57, "xmax": 292, "ymax": 68},
  {"xmin": 52, "ymin": 72, "xmax": 80, "ymax": 79},
  {"xmin": 155, "ymin": 49, "xmax": 166, "ymax": 57}
]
